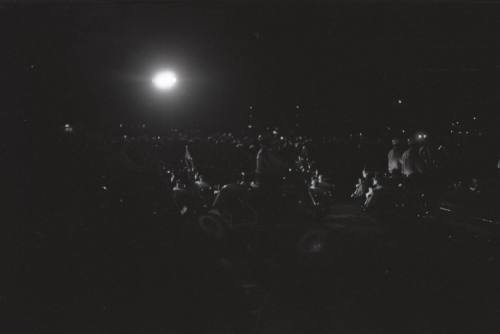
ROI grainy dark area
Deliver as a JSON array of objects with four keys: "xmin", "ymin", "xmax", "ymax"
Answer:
[{"xmin": 2, "ymin": 1, "xmax": 500, "ymax": 333}]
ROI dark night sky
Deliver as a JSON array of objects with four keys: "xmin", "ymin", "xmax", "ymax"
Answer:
[{"xmin": 3, "ymin": 1, "xmax": 500, "ymax": 132}]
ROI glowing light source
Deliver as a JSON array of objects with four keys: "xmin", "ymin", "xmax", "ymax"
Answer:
[{"xmin": 153, "ymin": 71, "xmax": 177, "ymax": 90}]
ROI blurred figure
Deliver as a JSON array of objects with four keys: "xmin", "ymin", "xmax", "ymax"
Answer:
[
  {"xmin": 388, "ymin": 137, "xmax": 405, "ymax": 175},
  {"xmin": 401, "ymin": 137, "xmax": 425, "ymax": 177},
  {"xmin": 351, "ymin": 168, "xmax": 373, "ymax": 201},
  {"xmin": 469, "ymin": 177, "xmax": 481, "ymax": 193},
  {"xmin": 184, "ymin": 144, "xmax": 196, "ymax": 182},
  {"xmin": 363, "ymin": 172, "xmax": 387, "ymax": 212},
  {"xmin": 195, "ymin": 174, "xmax": 210, "ymax": 191},
  {"xmin": 254, "ymin": 134, "xmax": 287, "ymax": 188}
]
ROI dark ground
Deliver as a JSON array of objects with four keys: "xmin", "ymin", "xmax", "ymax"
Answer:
[{"xmin": 2, "ymin": 201, "xmax": 500, "ymax": 333}]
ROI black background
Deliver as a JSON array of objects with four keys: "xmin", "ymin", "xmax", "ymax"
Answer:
[{"xmin": 3, "ymin": 1, "xmax": 500, "ymax": 132}]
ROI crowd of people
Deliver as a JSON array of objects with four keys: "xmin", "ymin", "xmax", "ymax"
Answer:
[
  {"xmin": 42, "ymin": 123, "xmax": 499, "ymax": 227},
  {"xmin": 9, "ymin": 121, "xmax": 498, "ymax": 331}
]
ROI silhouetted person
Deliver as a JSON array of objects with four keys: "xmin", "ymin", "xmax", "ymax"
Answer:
[
  {"xmin": 401, "ymin": 138, "xmax": 425, "ymax": 178},
  {"xmin": 351, "ymin": 168, "xmax": 373, "ymax": 201},
  {"xmin": 364, "ymin": 172, "xmax": 387, "ymax": 212},
  {"xmin": 254, "ymin": 135, "xmax": 287, "ymax": 189},
  {"xmin": 388, "ymin": 138, "xmax": 405, "ymax": 175}
]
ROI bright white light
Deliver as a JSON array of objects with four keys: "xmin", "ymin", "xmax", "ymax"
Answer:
[{"xmin": 153, "ymin": 71, "xmax": 177, "ymax": 90}]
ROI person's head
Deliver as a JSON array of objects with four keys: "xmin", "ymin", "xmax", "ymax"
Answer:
[
  {"xmin": 390, "ymin": 168, "xmax": 402, "ymax": 177},
  {"xmin": 257, "ymin": 134, "xmax": 271, "ymax": 148},
  {"xmin": 373, "ymin": 172, "xmax": 384, "ymax": 187},
  {"xmin": 407, "ymin": 136, "xmax": 418, "ymax": 147},
  {"xmin": 362, "ymin": 168, "xmax": 373, "ymax": 179},
  {"xmin": 391, "ymin": 137, "xmax": 402, "ymax": 147}
]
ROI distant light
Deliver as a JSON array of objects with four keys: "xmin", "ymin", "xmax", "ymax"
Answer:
[
  {"xmin": 397, "ymin": 99, "xmax": 403, "ymax": 104},
  {"xmin": 153, "ymin": 71, "xmax": 177, "ymax": 90},
  {"xmin": 101, "ymin": 186, "xmax": 108, "ymax": 191},
  {"xmin": 295, "ymin": 105, "xmax": 300, "ymax": 109},
  {"xmin": 64, "ymin": 123, "xmax": 70, "ymax": 128},
  {"xmin": 272, "ymin": 130, "xmax": 278, "ymax": 135},
  {"xmin": 157, "ymin": 136, "xmax": 161, "ymax": 140},
  {"xmin": 119, "ymin": 123, "xmax": 123, "ymax": 128},
  {"xmin": 248, "ymin": 124, "xmax": 253, "ymax": 129},
  {"xmin": 473, "ymin": 116, "xmax": 477, "ymax": 121},
  {"xmin": 249, "ymin": 106, "xmax": 254, "ymax": 110},
  {"xmin": 142, "ymin": 124, "xmax": 146, "ymax": 128},
  {"xmin": 280, "ymin": 136, "xmax": 284, "ymax": 140}
]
